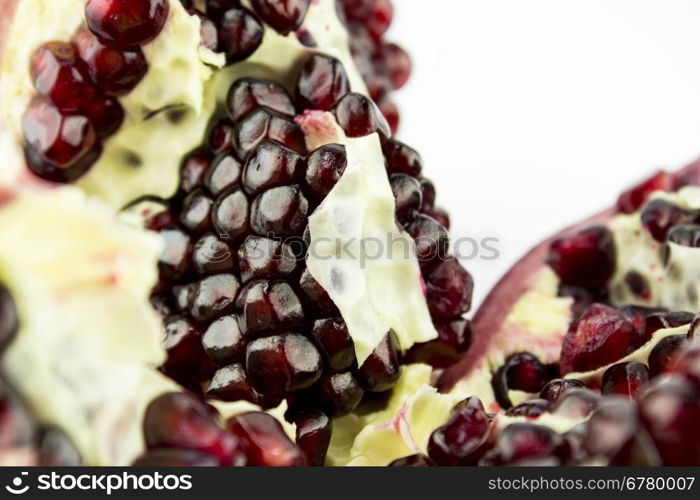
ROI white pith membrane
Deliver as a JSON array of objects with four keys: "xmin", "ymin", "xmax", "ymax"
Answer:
[{"xmin": 0, "ymin": 0, "xmax": 444, "ymax": 466}]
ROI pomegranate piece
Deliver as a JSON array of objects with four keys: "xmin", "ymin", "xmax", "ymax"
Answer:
[
  {"xmin": 238, "ymin": 236, "xmax": 299, "ymax": 283},
  {"xmin": 504, "ymin": 399, "xmax": 551, "ymax": 419},
  {"xmin": 212, "ymin": 187, "xmax": 251, "ymax": 240},
  {"xmin": 84, "ymin": 94, "xmax": 125, "ymax": 138},
  {"xmin": 217, "ymin": 8, "xmax": 264, "ymax": 63},
  {"xmin": 492, "ymin": 353, "xmax": 554, "ymax": 408},
  {"xmin": 295, "ymin": 54, "xmax": 350, "ymax": 111},
  {"xmin": 85, "ymin": 0, "xmax": 169, "ymax": 47},
  {"xmin": 308, "ymin": 371, "xmax": 364, "ymax": 417},
  {"xmin": 310, "ymin": 317, "xmax": 355, "ymax": 372},
  {"xmin": 382, "ymin": 138, "xmax": 422, "ymax": 177},
  {"xmin": 227, "ymin": 78, "xmax": 295, "ymax": 123},
  {"xmin": 235, "ymin": 280, "xmax": 304, "ymax": 334},
  {"xmin": 424, "ymin": 257, "xmax": 474, "ymax": 319},
  {"xmin": 298, "ymin": 268, "xmax": 339, "ymax": 316},
  {"xmin": 359, "ymin": 331, "xmax": 400, "ymax": 392},
  {"xmin": 667, "ymin": 224, "xmax": 700, "ymax": 247},
  {"xmin": 388, "ymin": 454, "xmax": 436, "ymax": 467},
  {"xmin": 227, "ymin": 411, "xmax": 307, "ymax": 466},
  {"xmin": 640, "ymin": 198, "xmax": 696, "ymax": 242},
  {"xmin": 143, "ymin": 393, "xmax": 246, "ymax": 465},
  {"xmin": 22, "ymin": 99, "xmax": 99, "ymax": 183},
  {"xmin": 205, "ymin": 153, "xmax": 242, "ymax": 195},
  {"xmin": 304, "ymin": 144, "xmax": 348, "ymax": 199},
  {"xmin": 180, "ymin": 189, "xmax": 214, "ymax": 234},
  {"xmin": 639, "ymin": 376, "xmax": 700, "ymax": 465},
  {"xmin": 73, "ymin": 28, "xmax": 147, "ymax": 96},
  {"xmin": 382, "ymin": 42, "xmax": 411, "ymax": 90},
  {"xmin": 403, "ymin": 318, "xmax": 472, "ymax": 369},
  {"xmin": 206, "ymin": 118, "xmax": 235, "ymax": 155},
  {"xmin": 648, "ymin": 335, "xmax": 687, "ymax": 378},
  {"xmin": 390, "ymin": 173, "xmax": 423, "ymax": 225},
  {"xmin": 332, "ymin": 93, "xmax": 391, "ymax": 138},
  {"xmin": 250, "ymin": 0, "xmax": 310, "ymax": 35},
  {"xmin": 242, "ymin": 141, "xmax": 304, "ymax": 195},
  {"xmin": 293, "ymin": 410, "xmax": 332, "ymax": 466},
  {"xmin": 480, "ymin": 423, "xmax": 568, "ymax": 466},
  {"xmin": 560, "ymin": 303, "xmax": 638, "ymax": 374},
  {"xmin": 246, "ymin": 333, "xmax": 322, "ymax": 394},
  {"xmin": 162, "ymin": 317, "xmax": 215, "ymax": 389},
  {"xmin": 250, "ymin": 185, "xmax": 309, "ymax": 237},
  {"xmin": 234, "ymin": 108, "xmax": 307, "ymax": 159},
  {"xmin": 180, "ymin": 149, "xmax": 213, "ymax": 193},
  {"xmin": 0, "ymin": 286, "xmax": 19, "ymax": 354},
  {"xmin": 553, "ymin": 388, "xmax": 601, "ymax": 419},
  {"xmin": 36, "ymin": 428, "xmax": 82, "ymax": 466},
  {"xmin": 188, "ymin": 274, "xmax": 239, "ymax": 322},
  {"xmin": 157, "ymin": 227, "xmax": 193, "ymax": 280},
  {"xmin": 601, "ymin": 362, "xmax": 649, "ymax": 399},
  {"xmin": 547, "ymin": 226, "xmax": 615, "ymax": 292},
  {"xmin": 617, "ymin": 170, "xmax": 673, "ymax": 214},
  {"xmin": 538, "ymin": 378, "xmax": 586, "ymax": 403},
  {"xmin": 192, "ymin": 233, "xmax": 236, "ymax": 275},
  {"xmin": 202, "ymin": 315, "xmax": 246, "ymax": 364},
  {"xmin": 427, "ymin": 397, "xmax": 491, "ymax": 466},
  {"xmin": 30, "ymin": 42, "xmax": 94, "ymax": 112},
  {"xmin": 133, "ymin": 448, "xmax": 219, "ymax": 466}
]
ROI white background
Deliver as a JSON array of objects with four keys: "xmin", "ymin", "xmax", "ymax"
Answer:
[{"xmin": 390, "ymin": 0, "xmax": 700, "ymax": 307}]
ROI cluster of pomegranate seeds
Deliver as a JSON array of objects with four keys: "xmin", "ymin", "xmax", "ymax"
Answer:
[
  {"xmin": 135, "ymin": 392, "xmax": 309, "ymax": 466},
  {"xmin": 339, "ymin": 0, "xmax": 411, "ymax": 133},
  {"xmin": 85, "ymin": 0, "xmax": 169, "ymax": 47}
]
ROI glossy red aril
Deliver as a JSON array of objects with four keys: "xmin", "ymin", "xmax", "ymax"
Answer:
[
  {"xmin": 73, "ymin": 28, "xmax": 147, "ymax": 95},
  {"xmin": 202, "ymin": 315, "xmax": 246, "ymax": 364},
  {"xmin": 332, "ymin": 93, "xmax": 391, "ymax": 138},
  {"xmin": 84, "ymin": 95, "xmax": 125, "ymax": 138},
  {"xmin": 238, "ymin": 236, "xmax": 299, "ymax": 283},
  {"xmin": 648, "ymin": 335, "xmax": 687, "ymax": 378},
  {"xmin": 161, "ymin": 317, "xmax": 216, "ymax": 389},
  {"xmin": 547, "ymin": 226, "xmax": 615, "ymax": 292},
  {"xmin": 30, "ymin": 42, "xmax": 94, "ymax": 112},
  {"xmin": 359, "ymin": 331, "xmax": 400, "ymax": 392},
  {"xmin": 217, "ymin": 8, "xmax": 264, "ymax": 63},
  {"xmin": 389, "ymin": 454, "xmax": 436, "ymax": 467},
  {"xmin": 189, "ymin": 273, "xmax": 240, "ymax": 322},
  {"xmin": 304, "ymin": 144, "xmax": 348, "ymax": 199},
  {"xmin": 205, "ymin": 153, "xmax": 242, "ymax": 195},
  {"xmin": 189, "ymin": 9, "xmax": 219, "ymax": 51},
  {"xmin": 493, "ymin": 352, "xmax": 553, "ymax": 408},
  {"xmin": 382, "ymin": 42, "xmax": 411, "ymax": 90},
  {"xmin": 295, "ymin": 54, "xmax": 350, "ymax": 111},
  {"xmin": 539, "ymin": 378, "xmax": 586, "ymax": 403},
  {"xmin": 227, "ymin": 78, "xmax": 295, "ymax": 123},
  {"xmin": 206, "ymin": 119, "xmax": 235, "ymax": 155},
  {"xmin": 85, "ymin": 0, "xmax": 169, "ymax": 47},
  {"xmin": 293, "ymin": 411, "xmax": 332, "ymax": 466},
  {"xmin": 250, "ymin": 185, "xmax": 309, "ymax": 237},
  {"xmin": 227, "ymin": 411, "xmax": 307, "ymax": 466},
  {"xmin": 427, "ymin": 397, "xmax": 490, "ymax": 466},
  {"xmin": 617, "ymin": 170, "xmax": 673, "ymax": 214},
  {"xmin": 206, "ymin": 363, "xmax": 268, "ymax": 405},
  {"xmin": 242, "ymin": 141, "xmax": 303, "ymax": 195},
  {"xmin": 390, "ymin": 174, "xmax": 423, "ymax": 225},
  {"xmin": 480, "ymin": 423, "xmax": 567, "ymax": 466},
  {"xmin": 192, "ymin": 233, "xmax": 236, "ymax": 275},
  {"xmin": 250, "ymin": 0, "xmax": 310, "ymax": 35},
  {"xmin": 601, "ymin": 362, "xmax": 649, "ymax": 399},
  {"xmin": 309, "ymin": 371, "xmax": 364, "ymax": 417},
  {"xmin": 180, "ymin": 149, "xmax": 213, "ymax": 193},
  {"xmin": 234, "ymin": 108, "xmax": 307, "ymax": 159},
  {"xmin": 404, "ymin": 318, "xmax": 472, "ymax": 369},
  {"xmin": 504, "ymin": 399, "xmax": 551, "ymax": 419},
  {"xmin": 382, "ymin": 138, "xmax": 422, "ymax": 177},
  {"xmin": 236, "ymin": 280, "xmax": 304, "ymax": 334},
  {"xmin": 424, "ymin": 257, "xmax": 474, "ymax": 319},
  {"xmin": 310, "ymin": 318, "xmax": 355, "ymax": 372},
  {"xmin": 553, "ymin": 388, "xmax": 601, "ymax": 419},
  {"xmin": 212, "ymin": 187, "xmax": 251, "ymax": 240},
  {"xmin": 560, "ymin": 303, "xmax": 638, "ymax": 374}
]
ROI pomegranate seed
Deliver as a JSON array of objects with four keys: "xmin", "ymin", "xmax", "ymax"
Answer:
[
  {"xmin": 382, "ymin": 42, "xmax": 411, "ymax": 90},
  {"xmin": 143, "ymin": 393, "xmax": 245, "ymax": 465},
  {"xmin": 406, "ymin": 214, "xmax": 449, "ymax": 264},
  {"xmin": 242, "ymin": 141, "xmax": 304, "ymax": 195},
  {"xmin": 390, "ymin": 173, "xmax": 422, "ymax": 225},
  {"xmin": 189, "ymin": 274, "xmax": 240, "ymax": 322},
  {"xmin": 227, "ymin": 411, "xmax": 307, "ymax": 466},
  {"xmin": 310, "ymin": 318, "xmax": 355, "ymax": 372},
  {"xmin": 180, "ymin": 149, "xmax": 213, "ymax": 193},
  {"xmin": 212, "ymin": 187, "xmax": 251, "ymax": 240},
  {"xmin": 560, "ymin": 303, "xmax": 638, "ymax": 374},
  {"xmin": 133, "ymin": 449, "xmax": 219, "ymax": 466},
  {"xmin": 293, "ymin": 410, "xmax": 332, "ymax": 466},
  {"xmin": 553, "ymin": 388, "xmax": 601, "ymax": 419},
  {"xmin": 86, "ymin": 0, "xmax": 169, "ymax": 47},
  {"xmin": 295, "ymin": 28, "xmax": 316, "ymax": 47},
  {"xmin": 30, "ymin": 42, "xmax": 94, "ymax": 112},
  {"xmin": 250, "ymin": 185, "xmax": 309, "ymax": 237},
  {"xmin": 217, "ymin": 8, "xmax": 264, "ymax": 63},
  {"xmin": 205, "ymin": 0, "xmax": 241, "ymax": 17},
  {"xmin": 381, "ymin": 138, "xmax": 422, "ymax": 177},
  {"xmin": 379, "ymin": 99, "xmax": 400, "ymax": 135},
  {"xmin": 640, "ymin": 199, "xmax": 696, "ymax": 242},
  {"xmin": 234, "ymin": 108, "xmax": 307, "ymax": 159},
  {"xmin": 671, "ymin": 342, "xmax": 700, "ymax": 388},
  {"xmin": 639, "ymin": 376, "xmax": 700, "ymax": 465},
  {"xmin": 298, "ymin": 268, "xmax": 339, "ymax": 316},
  {"xmin": 424, "ymin": 257, "xmax": 474, "ymax": 319},
  {"xmin": 359, "ymin": 331, "xmax": 400, "ymax": 392},
  {"xmin": 332, "ymin": 93, "xmax": 390, "ymax": 138},
  {"xmin": 428, "ymin": 207, "xmax": 451, "ymax": 230},
  {"xmin": 538, "ymin": 378, "xmax": 586, "ymax": 403},
  {"xmin": 403, "ymin": 318, "xmax": 472, "ymax": 368},
  {"xmin": 304, "ymin": 144, "xmax": 348, "ymax": 199},
  {"xmin": 235, "ymin": 280, "xmax": 304, "ymax": 335},
  {"xmin": 250, "ymin": 0, "xmax": 310, "ymax": 35},
  {"xmin": 419, "ymin": 178, "xmax": 436, "ymax": 211},
  {"xmin": 206, "ymin": 118, "xmax": 235, "ymax": 154},
  {"xmin": 648, "ymin": 335, "xmax": 687, "ymax": 377},
  {"xmin": 617, "ymin": 170, "xmax": 673, "ymax": 214},
  {"xmin": 427, "ymin": 397, "xmax": 490, "ymax": 466},
  {"xmin": 202, "ymin": 315, "xmax": 246, "ymax": 365},
  {"xmin": 73, "ymin": 28, "xmax": 147, "ymax": 96},
  {"xmin": 161, "ymin": 317, "xmax": 215, "ymax": 389},
  {"xmin": 493, "ymin": 352, "xmax": 553, "ymax": 408},
  {"xmin": 192, "ymin": 233, "xmax": 236, "ymax": 275},
  {"xmin": 238, "ymin": 236, "xmax": 299, "ymax": 283},
  {"xmin": 667, "ymin": 224, "xmax": 700, "ymax": 247},
  {"xmin": 601, "ymin": 362, "xmax": 649, "ymax": 398},
  {"xmin": 389, "ymin": 454, "xmax": 435, "ymax": 467},
  {"xmin": 204, "ymin": 152, "xmax": 242, "ymax": 195},
  {"xmin": 0, "ymin": 286, "xmax": 19, "ymax": 354},
  {"xmin": 227, "ymin": 78, "xmax": 295, "ymax": 123},
  {"xmin": 504, "ymin": 399, "xmax": 551, "ymax": 419},
  {"xmin": 547, "ymin": 226, "xmax": 615, "ymax": 292},
  {"xmin": 157, "ymin": 227, "xmax": 194, "ymax": 280},
  {"xmin": 36, "ymin": 428, "xmax": 82, "ymax": 466},
  {"xmin": 295, "ymin": 54, "xmax": 350, "ymax": 111},
  {"xmin": 84, "ymin": 94, "xmax": 124, "ymax": 138},
  {"xmin": 481, "ymin": 423, "xmax": 567, "ymax": 466},
  {"xmin": 189, "ymin": 9, "xmax": 219, "ymax": 51},
  {"xmin": 180, "ymin": 189, "xmax": 214, "ymax": 234},
  {"xmin": 309, "ymin": 371, "xmax": 364, "ymax": 417},
  {"xmin": 206, "ymin": 363, "xmax": 256, "ymax": 402}
]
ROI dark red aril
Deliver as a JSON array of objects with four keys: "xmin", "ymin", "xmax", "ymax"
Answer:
[
  {"xmin": 189, "ymin": 9, "xmax": 219, "ymax": 51},
  {"xmin": 309, "ymin": 371, "xmax": 364, "ymax": 417},
  {"xmin": 640, "ymin": 199, "xmax": 696, "ymax": 242},
  {"xmin": 382, "ymin": 138, "xmax": 422, "ymax": 177},
  {"xmin": 671, "ymin": 342, "xmax": 700, "ymax": 388},
  {"xmin": 553, "ymin": 388, "xmax": 601, "ymax": 419},
  {"xmin": 617, "ymin": 170, "xmax": 674, "ymax": 214},
  {"xmin": 359, "ymin": 331, "xmax": 400, "ymax": 392},
  {"xmin": 310, "ymin": 318, "xmax": 355, "ymax": 372},
  {"xmin": 0, "ymin": 380, "xmax": 37, "ymax": 451},
  {"xmin": 235, "ymin": 280, "xmax": 304, "ymax": 335},
  {"xmin": 601, "ymin": 362, "xmax": 649, "ymax": 399},
  {"xmin": 298, "ymin": 268, "xmax": 339, "ymax": 317},
  {"xmin": 180, "ymin": 189, "xmax": 215, "ymax": 234},
  {"xmin": 539, "ymin": 378, "xmax": 587, "ymax": 403},
  {"xmin": 427, "ymin": 397, "xmax": 490, "ymax": 466},
  {"xmin": 382, "ymin": 42, "xmax": 411, "ymax": 90},
  {"xmin": 493, "ymin": 352, "xmax": 553, "ymax": 408},
  {"xmin": 648, "ymin": 335, "xmax": 687, "ymax": 378},
  {"xmin": 406, "ymin": 214, "xmax": 449, "ymax": 264},
  {"xmin": 204, "ymin": 153, "xmax": 243, "ymax": 196},
  {"xmin": 205, "ymin": 0, "xmax": 241, "ymax": 18},
  {"xmin": 404, "ymin": 318, "xmax": 472, "ymax": 368},
  {"xmin": 189, "ymin": 273, "xmax": 240, "ymax": 323},
  {"xmin": 295, "ymin": 54, "xmax": 350, "ymax": 111},
  {"xmin": 480, "ymin": 423, "xmax": 567, "ymax": 466},
  {"xmin": 304, "ymin": 144, "xmax": 348, "ymax": 199},
  {"xmin": 504, "ymin": 399, "xmax": 551, "ymax": 419},
  {"xmin": 227, "ymin": 78, "xmax": 295, "ymax": 123},
  {"xmin": 206, "ymin": 118, "xmax": 235, "ymax": 155},
  {"xmin": 667, "ymin": 224, "xmax": 700, "ymax": 247},
  {"xmin": 84, "ymin": 94, "xmax": 124, "ymax": 138},
  {"xmin": 161, "ymin": 317, "xmax": 215, "ymax": 390},
  {"xmin": 333, "ymin": 93, "xmax": 391, "ymax": 138},
  {"xmin": 31, "ymin": 42, "xmax": 94, "ymax": 112},
  {"xmin": 85, "ymin": 0, "xmax": 169, "ymax": 47},
  {"xmin": 235, "ymin": 108, "xmax": 306, "ymax": 159},
  {"xmin": 206, "ymin": 363, "xmax": 257, "ymax": 403},
  {"xmin": 202, "ymin": 315, "xmax": 246, "ymax": 364},
  {"xmin": 428, "ymin": 207, "xmax": 451, "ymax": 230},
  {"xmin": 157, "ymin": 227, "xmax": 193, "ymax": 280},
  {"xmin": 192, "ymin": 233, "xmax": 236, "ymax": 275},
  {"xmin": 212, "ymin": 187, "xmax": 251, "ymax": 241},
  {"xmin": 180, "ymin": 149, "xmax": 213, "ymax": 193},
  {"xmin": 424, "ymin": 257, "xmax": 474, "ymax": 319},
  {"xmin": 227, "ymin": 411, "xmax": 307, "ymax": 466},
  {"xmin": 378, "ymin": 99, "xmax": 399, "ymax": 135},
  {"xmin": 293, "ymin": 410, "xmax": 332, "ymax": 466},
  {"xmin": 217, "ymin": 8, "xmax": 264, "ymax": 63},
  {"xmin": 547, "ymin": 226, "xmax": 615, "ymax": 292},
  {"xmin": 250, "ymin": 185, "xmax": 309, "ymax": 237},
  {"xmin": 390, "ymin": 174, "xmax": 422, "ymax": 225},
  {"xmin": 242, "ymin": 141, "xmax": 303, "ymax": 196},
  {"xmin": 238, "ymin": 236, "xmax": 299, "ymax": 283},
  {"xmin": 249, "ymin": 0, "xmax": 310, "ymax": 35}
]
